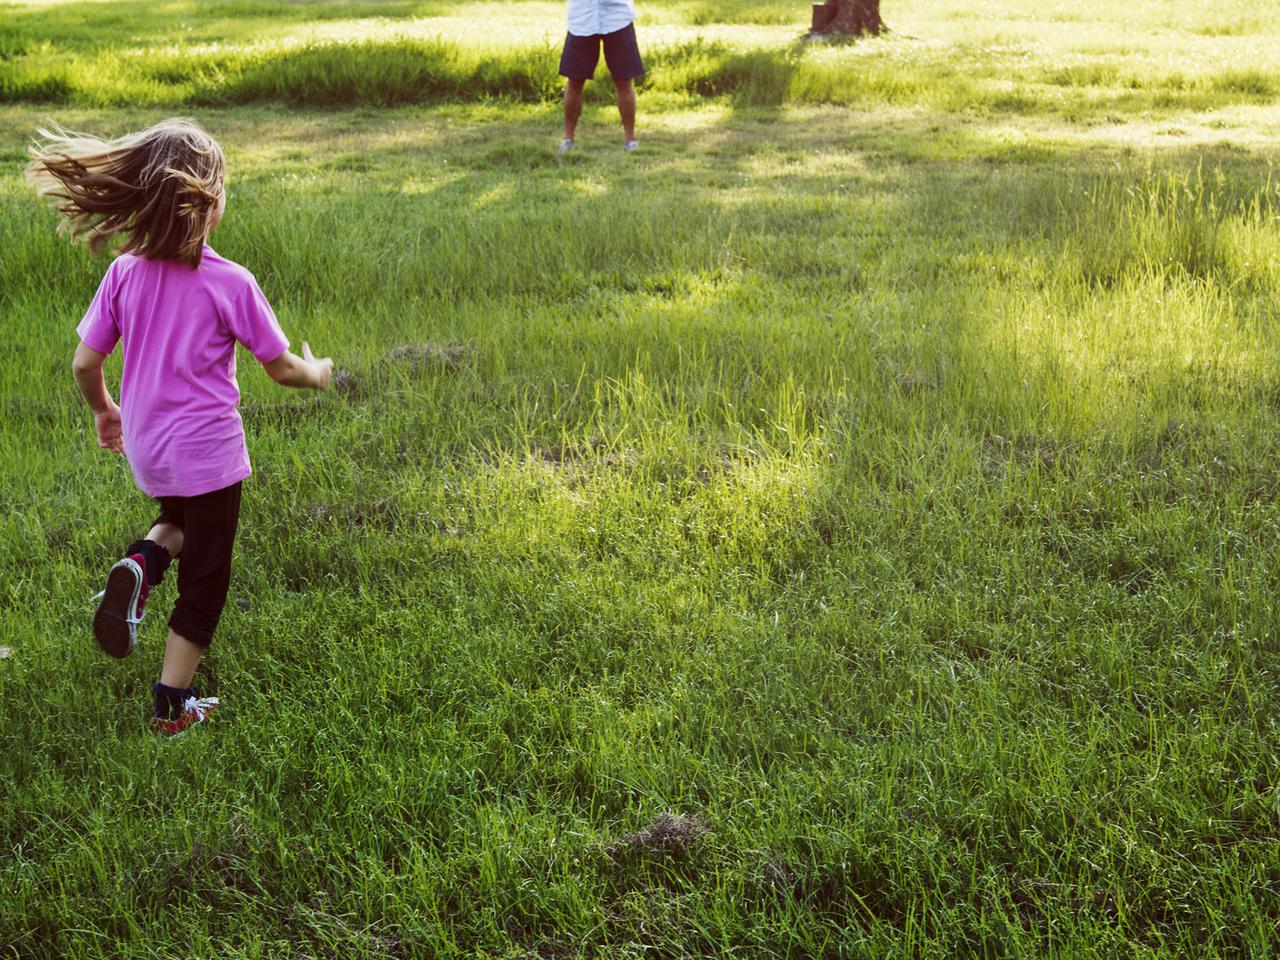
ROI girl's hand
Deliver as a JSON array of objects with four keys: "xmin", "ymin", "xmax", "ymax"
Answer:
[
  {"xmin": 301, "ymin": 341, "xmax": 334, "ymax": 390},
  {"xmin": 263, "ymin": 344, "xmax": 333, "ymax": 390},
  {"xmin": 95, "ymin": 403, "xmax": 125, "ymax": 454}
]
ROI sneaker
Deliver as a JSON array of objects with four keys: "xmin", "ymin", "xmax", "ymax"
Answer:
[
  {"xmin": 151, "ymin": 695, "xmax": 219, "ymax": 737},
  {"xmin": 556, "ymin": 138, "xmax": 576, "ymax": 153},
  {"xmin": 91, "ymin": 555, "xmax": 149, "ymax": 659},
  {"xmin": 624, "ymin": 140, "xmax": 640, "ymax": 153}
]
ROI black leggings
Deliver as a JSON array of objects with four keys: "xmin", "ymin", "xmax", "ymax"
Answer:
[{"xmin": 152, "ymin": 481, "xmax": 242, "ymax": 648}]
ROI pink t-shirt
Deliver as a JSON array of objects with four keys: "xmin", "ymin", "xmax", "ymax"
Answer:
[{"xmin": 77, "ymin": 245, "xmax": 289, "ymax": 498}]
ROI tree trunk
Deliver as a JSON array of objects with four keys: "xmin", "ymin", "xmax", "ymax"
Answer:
[{"xmin": 820, "ymin": 0, "xmax": 883, "ymax": 36}]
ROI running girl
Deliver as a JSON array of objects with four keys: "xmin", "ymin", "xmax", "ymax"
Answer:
[{"xmin": 28, "ymin": 118, "xmax": 333, "ymax": 735}]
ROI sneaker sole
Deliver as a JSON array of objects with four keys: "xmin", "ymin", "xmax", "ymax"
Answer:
[{"xmin": 93, "ymin": 562, "xmax": 139, "ymax": 659}]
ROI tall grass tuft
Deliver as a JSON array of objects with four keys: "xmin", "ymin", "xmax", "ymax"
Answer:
[
  {"xmin": 1060, "ymin": 167, "xmax": 1280, "ymax": 292},
  {"xmin": 207, "ymin": 40, "xmax": 563, "ymax": 107}
]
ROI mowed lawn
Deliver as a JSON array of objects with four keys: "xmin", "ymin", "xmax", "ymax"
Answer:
[{"xmin": 2, "ymin": 1, "xmax": 1280, "ymax": 957}]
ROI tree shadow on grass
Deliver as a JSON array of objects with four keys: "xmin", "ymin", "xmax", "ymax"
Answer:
[{"xmin": 640, "ymin": 42, "xmax": 802, "ymax": 111}]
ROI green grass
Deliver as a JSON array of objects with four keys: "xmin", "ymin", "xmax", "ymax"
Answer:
[
  {"xmin": 2, "ymin": 0, "xmax": 1279, "ymax": 115},
  {"xmin": 3, "ymin": 1, "xmax": 1280, "ymax": 957}
]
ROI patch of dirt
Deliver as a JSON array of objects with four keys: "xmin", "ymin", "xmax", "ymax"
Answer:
[
  {"xmin": 380, "ymin": 342, "xmax": 473, "ymax": 370},
  {"xmin": 330, "ymin": 368, "xmax": 365, "ymax": 399},
  {"xmin": 605, "ymin": 813, "xmax": 709, "ymax": 862}
]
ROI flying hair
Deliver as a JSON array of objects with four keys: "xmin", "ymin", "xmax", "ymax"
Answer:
[{"xmin": 26, "ymin": 117, "xmax": 225, "ymax": 268}]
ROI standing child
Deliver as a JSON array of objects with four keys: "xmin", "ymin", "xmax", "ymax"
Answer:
[
  {"xmin": 28, "ymin": 118, "xmax": 333, "ymax": 735},
  {"xmin": 558, "ymin": 0, "xmax": 645, "ymax": 152}
]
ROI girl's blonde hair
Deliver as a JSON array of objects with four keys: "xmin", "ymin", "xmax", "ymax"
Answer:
[{"xmin": 27, "ymin": 117, "xmax": 225, "ymax": 268}]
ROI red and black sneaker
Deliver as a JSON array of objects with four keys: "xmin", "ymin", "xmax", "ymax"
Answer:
[
  {"xmin": 91, "ymin": 554, "xmax": 149, "ymax": 659},
  {"xmin": 151, "ymin": 695, "xmax": 219, "ymax": 737}
]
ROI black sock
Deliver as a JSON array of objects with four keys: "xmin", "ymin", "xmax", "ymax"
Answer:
[
  {"xmin": 153, "ymin": 682, "xmax": 193, "ymax": 721},
  {"xmin": 125, "ymin": 539, "xmax": 173, "ymax": 586}
]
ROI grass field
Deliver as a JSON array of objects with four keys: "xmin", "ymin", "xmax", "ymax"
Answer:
[{"xmin": 2, "ymin": 0, "xmax": 1280, "ymax": 956}]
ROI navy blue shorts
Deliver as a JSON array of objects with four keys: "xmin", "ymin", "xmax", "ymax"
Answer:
[{"xmin": 559, "ymin": 23, "xmax": 645, "ymax": 81}]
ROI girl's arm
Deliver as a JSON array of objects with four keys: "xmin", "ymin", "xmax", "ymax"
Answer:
[
  {"xmin": 262, "ymin": 341, "xmax": 333, "ymax": 390},
  {"xmin": 71, "ymin": 341, "xmax": 125, "ymax": 454}
]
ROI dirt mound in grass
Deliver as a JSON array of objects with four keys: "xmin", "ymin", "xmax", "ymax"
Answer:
[
  {"xmin": 606, "ymin": 813, "xmax": 708, "ymax": 861},
  {"xmin": 380, "ymin": 342, "xmax": 473, "ymax": 370}
]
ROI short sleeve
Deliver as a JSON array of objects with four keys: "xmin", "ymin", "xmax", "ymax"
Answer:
[
  {"xmin": 225, "ymin": 276, "xmax": 290, "ymax": 364},
  {"xmin": 77, "ymin": 262, "xmax": 121, "ymax": 354}
]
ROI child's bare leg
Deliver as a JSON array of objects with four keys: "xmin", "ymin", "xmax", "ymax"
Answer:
[
  {"xmin": 159, "ymin": 629, "xmax": 203, "ymax": 689},
  {"xmin": 153, "ymin": 628, "xmax": 216, "ymax": 731},
  {"xmin": 564, "ymin": 78, "xmax": 586, "ymax": 141},
  {"xmin": 614, "ymin": 78, "xmax": 636, "ymax": 142},
  {"xmin": 146, "ymin": 522, "xmax": 183, "ymax": 557}
]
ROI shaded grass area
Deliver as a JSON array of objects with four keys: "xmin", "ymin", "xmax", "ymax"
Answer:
[
  {"xmin": 2, "ymin": 97, "xmax": 1280, "ymax": 956},
  {"xmin": 5, "ymin": 35, "xmax": 1280, "ymax": 116},
  {"xmin": 2, "ymin": 0, "xmax": 1279, "ymax": 116}
]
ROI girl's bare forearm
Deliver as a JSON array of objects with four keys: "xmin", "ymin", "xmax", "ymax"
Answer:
[
  {"xmin": 72, "ymin": 345, "xmax": 114, "ymax": 413},
  {"xmin": 263, "ymin": 348, "xmax": 332, "ymax": 390}
]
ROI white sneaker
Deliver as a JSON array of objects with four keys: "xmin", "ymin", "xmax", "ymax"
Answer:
[
  {"xmin": 557, "ymin": 138, "xmax": 576, "ymax": 153},
  {"xmin": 624, "ymin": 140, "xmax": 640, "ymax": 153}
]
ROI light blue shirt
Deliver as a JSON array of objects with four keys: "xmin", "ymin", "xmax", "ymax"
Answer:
[{"xmin": 567, "ymin": 0, "xmax": 637, "ymax": 37}]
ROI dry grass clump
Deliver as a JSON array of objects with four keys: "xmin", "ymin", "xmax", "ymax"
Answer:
[
  {"xmin": 381, "ymin": 342, "xmax": 473, "ymax": 369},
  {"xmin": 605, "ymin": 813, "xmax": 709, "ymax": 861}
]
